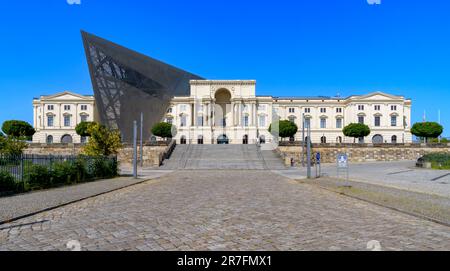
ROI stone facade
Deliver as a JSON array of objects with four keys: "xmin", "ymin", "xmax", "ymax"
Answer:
[
  {"xmin": 25, "ymin": 141, "xmax": 175, "ymax": 168},
  {"xmin": 167, "ymin": 80, "xmax": 412, "ymax": 145},
  {"xmin": 277, "ymin": 143, "xmax": 450, "ymax": 165},
  {"xmin": 32, "ymin": 91, "xmax": 95, "ymax": 144}
]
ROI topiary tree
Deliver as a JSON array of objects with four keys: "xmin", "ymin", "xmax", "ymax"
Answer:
[
  {"xmin": 411, "ymin": 122, "xmax": 443, "ymax": 143},
  {"xmin": 343, "ymin": 123, "xmax": 371, "ymax": 143},
  {"xmin": 82, "ymin": 123, "xmax": 122, "ymax": 156},
  {"xmin": 2, "ymin": 120, "xmax": 35, "ymax": 140},
  {"xmin": 269, "ymin": 120, "xmax": 298, "ymax": 141},
  {"xmin": 151, "ymin": 122, "xmax": 176, "ymax": 140},
  {"xmin": 75, "ymin": 121, "xmax": 95, "ymax": 137}
]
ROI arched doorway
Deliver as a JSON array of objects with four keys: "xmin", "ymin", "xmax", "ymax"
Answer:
[
  {"xmin": 372, "ymin": 134, "xmax": 383, "ymax": 144},
  {"xmin": 215, "ymin": 89, "xmax": 232, "ymax": 127},
  {"xmin": 217, "ymin": 134, "xmax": 229, "ymax": 144},
  {"xmin": 243, "ymin": 135, "xmax": 249, "ymax": 144},
  {"xmin": 61, "ymin": 134, "xmax": 73, "ymax": 144},
  {"xmin": 392, "ymin": 135, "xmax": 398, "ymax": 144},
  {"xmin": 180, "ymin": 136, "xmax": 187, "ymax": 145},
  {"xmin": 321, "ymin": 136, "xmax": 327, "ymax": 144},
  {"xmin": 198, "ymin": 135, "xmax": 204, "ymax": 145},
  {"xmin": 259, "ymin": 135, "xmax": 266, "ymax": 144}
]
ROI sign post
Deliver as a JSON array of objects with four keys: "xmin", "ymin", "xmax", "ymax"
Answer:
[
  {"xmin": 337, "ymin": 153, "xmax": 349, "ymax": 184},
  {"xmin": 315, "ymin": 152, "xmax": 321, "ymax": 178}
]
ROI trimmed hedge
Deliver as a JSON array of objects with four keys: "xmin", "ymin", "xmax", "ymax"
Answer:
[
  {"xmin": 24, "ymin": 156, "xmax": 118, "ymax": 191},
  {"xmin": 421, "ymin": 153, "xmax": 450, "ymax": 170}
]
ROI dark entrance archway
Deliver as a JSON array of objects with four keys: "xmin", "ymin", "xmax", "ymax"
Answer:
[
  {"xmin": 243, "ymin": 135, "xmax": 249, "ymax": 145},
  {"xmin": 198, "ymin": 135, "xmax": 204, "ymax": 145},
  {"xmin": 217, "ymin": 134, "xmax": 229, "ymax": 144}
]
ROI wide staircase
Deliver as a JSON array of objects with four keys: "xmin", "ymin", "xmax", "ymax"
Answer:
[{"xmin": 160, "ymin": 144, "xmax": 286, "ymax": 170}]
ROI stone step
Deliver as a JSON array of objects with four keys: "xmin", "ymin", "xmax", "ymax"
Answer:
[{"xmin": 160, "ymin": 144, "xmax": 287, "ymax": 170}]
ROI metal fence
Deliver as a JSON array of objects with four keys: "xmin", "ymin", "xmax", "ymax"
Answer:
[{"xmin": 0, "ymin": 154, "xmax": 117, "ymax": 184}]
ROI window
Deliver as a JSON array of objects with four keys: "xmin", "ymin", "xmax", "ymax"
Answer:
[
  {"xmin": 47, "ymin": 105, "xmax": 54, "ymax": 111},
  {"xmin": 180, "ymin": 115, "xmax": 187, "ymax": 127},
  {"xmin": 80, "ymin": 115, "xmax": 88, "ymax": 122},
  {"xmin": 243, "ymin": 105, "xmax": 249, "ymax": 112},
  {"xmin": 46, "ymin": 135, "xmax": 53, "ymax": 144},
  {"xmin": 167, "ymin": 107, "xmax": 173, "ymax": 113},
  {"xmin": 336, "ymin": 118, "xmax": 343, "ymax": 129},
  {"xmin": 374, "ymin": 105, "xmax": 381, "ymax": 111},
  {"xmin": 289, "ymin": 108, "xmax": 295, "ymax": 113},
  {"xmin": 305, "ymin": 118, "xmax": 311, "ymax": 129},
  {"xmin": 358, "ymin": 105, "xmax": 365, "ymax": 111},
  {"xmin": 166, "ymin": 117, "xmax": 173, "ymax": 125},
  {"xmin": 47, "ymin": 116, "xmax": 54, "ymax": 127},
  {"xmin": 375, "ymin": 116, "xmax": 381, "ymax": 127},
  {"xmin": 180, "ymin": 105, "xmax": 187, "ymax": 112},
  {"xmin": 321, "ymin": 136, "xmax": 327, "ymax": 144},
  {"xmin": 243, "ymin": 116, "xmax": 249, "ymax": 127},
  {"xmin": 336, "ymin": 108, "xmax": 342, "ymax": 113},
  {"xmin": 64, "ymin": 115, "xmax": 71, "ymax": 127},
  {"xmin": 304, "ymin": 108, "xmax": 311, "ymax": 113},
  {"xmin": 391, "ymin": 116, "xmax": 397, "ymax": 127},
  {"xmin": 81, "ymin": 136, "xmax": 87, "ymax": 144},
  {"xmin": 197, "ymin": 116, "xmax": 204, "ymax": 127},
  {"xmin": 81, "ymin": 105, "xmax": 88, "ymax": 111},
  {"xmin": 336, "ymin": 136, "xmax": 343, "ymax": 143},
  {"xmin": 391, "ymin": 105, "xmax": 397, "ymax": 111},
  {"xmin": 288, "ymin": 116, "xmax": 296, "ymax": 123},
  {"xmin": 64, "ymin": 105, "xmax": 71, "ymax": 111},
  {"xmin": 320, "ymin": 108, "xmax": 327, "ymax": 113},
  {"xmin": 358, "ymin": 116, "xmax": 365, "ymax": 124},
  {"xmin": 320, "ymin": 118, "xmax": 327, "ymax": 129},
  {"xmin": 259, "ymin": 115, "xmax": 266, "ymax": 127}
]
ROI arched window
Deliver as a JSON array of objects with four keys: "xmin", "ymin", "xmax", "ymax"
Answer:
[
  {"xmin": 180, "ymin": 115, "xmax": 187, "ymax": 127},
  {"xmin": 288, "ymin": 116, "xmax": 296, "ymax": 123},
  {"xmin": 321, "ymin": 136, "xmax": 327, "ymax": 144},
  {"xmin": 289, "ymin": 136, "xmax": 295, "ymax": 142},
  {"xmin": 61, "ymin": 134, "xmax": 73, "ymax": 144},
  {"xmin": 80, "ymin": 136, "xmax": 87, "ymax": 144},
  {"xmin": 336, "ymin": 136, "xmax": 343, "ymax": 144},
  {"xmin": 46, "ymin": 135, "xmax": 53, "ymax": 144},
  {"xmin": 392, "ymin": 135, "xmax": 398, "ymax": 144},
  {"xmin": 372, "ymin": 134, "xmax": 383, "ymax": 144}
]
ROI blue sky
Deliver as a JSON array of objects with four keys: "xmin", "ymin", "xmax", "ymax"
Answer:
[{"xmin": 0, "ymin": 0, "xmax": 449, "ymax": 135}]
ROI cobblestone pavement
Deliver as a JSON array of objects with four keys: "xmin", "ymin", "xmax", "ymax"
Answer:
[{"xmin": 0, "ymin": 170, "xmax": 449, "ymax": 251}]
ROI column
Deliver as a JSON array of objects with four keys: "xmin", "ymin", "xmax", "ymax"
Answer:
[{"xmin": 230, "ymin": 102, "xmax": 235, "ymax": 127}]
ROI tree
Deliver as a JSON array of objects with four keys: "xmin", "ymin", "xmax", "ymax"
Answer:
[
  {"xmin": 75, "ymin": 121, "xmax": 95, "ymax": 137},
  {"xmin": 151, "ymin": 122, "xmax": 176, "ymax": 139},
  {"xmin": 82, "ymin": 123, "xmax": 122, "ymax": 156},
  {"xmin": 343, "ymin": 123, "xmax": 371, "ymax": 143},
  {"xmin": 0, "ymin": 136, "xmax": 28, "ymax": 156},
  {"xmin": 269, "ymin": 120, "xmax": 298, "ymax": 140},
  {"xmin": 2, "ymin": 120, "xmax": 35, "ymax": 140},
  {"xmin": 411, "ymin": 122, "xmax": 444, "ymax": 143}
]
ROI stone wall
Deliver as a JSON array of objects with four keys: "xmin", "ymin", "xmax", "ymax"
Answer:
[
  {"xmin": 25, "ymin": 141, "xmax": 176, "ymax": 168},
  {"xmin": 277, "ymin": 143, "xmax": 450, "ymax": 166}
]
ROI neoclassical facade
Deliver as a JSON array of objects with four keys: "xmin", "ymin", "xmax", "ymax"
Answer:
[
  {"xmin": 32, "ymin": 91, "xmax": 95, "ymax": 144},
  {"xmin": 167, "ymin": 80, "xmax": 413, "ymax": 145}
]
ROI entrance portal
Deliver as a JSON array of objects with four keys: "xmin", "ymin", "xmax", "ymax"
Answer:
[{"xmin": 217, "ymin": 134, "xmax": 229, "ymax": 144}]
